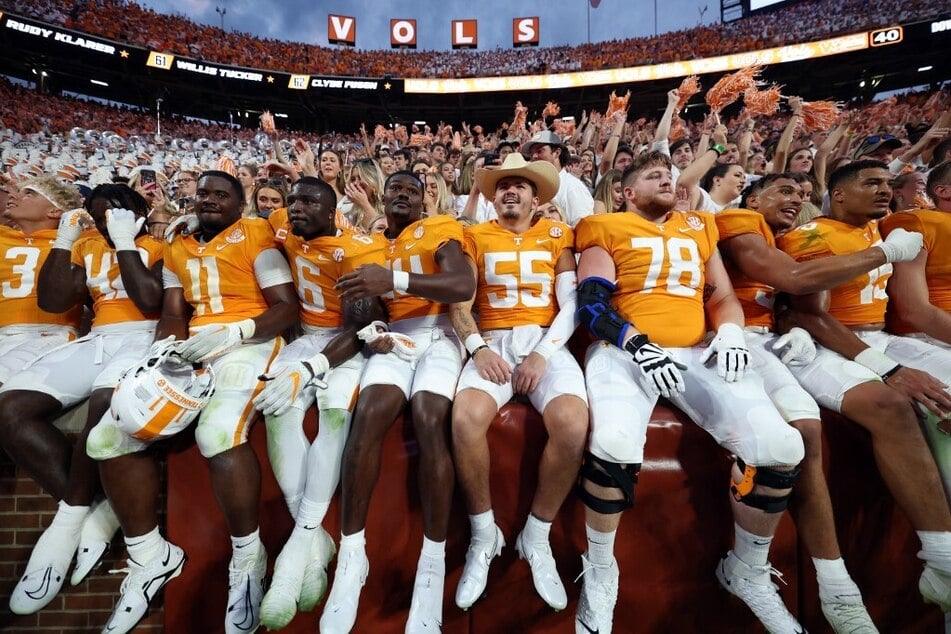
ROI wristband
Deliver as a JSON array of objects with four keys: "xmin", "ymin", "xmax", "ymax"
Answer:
[
  {"xmin": 623, "ymin": 333, "xmax": 650, "ymax": 356},
  {"xmin": 393, "ymin": 270, "xmax": 410, "ymax": 293},
  {"xmin": 471, "ymin": 345, "xmax": 490, "ymax": 358},
  {"xmin": 710, "ymin": 144, "xmax": 726, "ymax": 157},
  {"xmin": 853, "ymin": 347, "xmax": 900, "ymax": 379},
  {"xmin": 465, "ymin": 333, "xmax": 488, "ymax": 355}
]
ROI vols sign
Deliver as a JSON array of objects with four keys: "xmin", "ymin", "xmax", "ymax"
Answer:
[
  {"xmin": 513, "ymin": 17, "xmax": 539, "ymax": 47},
  {"xmin": 451, "ymin": 20, "xmax": 477, "ymax": 49},
  {"xmin": 391, "ymin": 19, "xmax": 417, "ymax": 48},
  {"xmin": 328, "ymin": 14, "xmax": 356, "ymax": 46}
]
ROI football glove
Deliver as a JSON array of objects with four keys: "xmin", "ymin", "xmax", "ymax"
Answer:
[
  {"xmin": 357, "ymin": 320, "xmax": 417, "ymax": 362},
  {"xmin": 164, "ymin": 214, "xmax": 200, "ymax": 243},
  {"xmin": 625, "ymin": 334, "xmax": 687, "ymax": 398},
  {"xmin": 178, "ymin": 319, "xmax": 256, "ymax": 363},
  {"xmin": 771, "ymin": 327, "xmax": 817, "ymax": 366},
  {"xmin": 105, "ymin": 208, "xmax": 146, "ymax": 251},
  {"xmin": 699, "ymin": 323, "xmax": 750, "ymax": 382},
  {"xmin": 53, "ymin": 209, "xmax": 94, "ymax": 251},
  {"xmin": 876, "ymin": 228, "xmax": 923, "ymax": 263},
  {"xmin": 254, "ymin": 354, "xmax": 330, "ymax": 416}
]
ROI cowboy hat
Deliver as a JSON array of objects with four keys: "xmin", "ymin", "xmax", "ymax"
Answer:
[{"xmin": 475, "ymin": 152, "xmax": 560, "ymax": 205}]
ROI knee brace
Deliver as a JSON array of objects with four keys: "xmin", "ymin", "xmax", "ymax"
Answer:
[
  {"xmin": 730, "ymin": 457, "xmax": 800, "ymax": 514},
  {"xmin": 577, "ymin": 277, "xmax": 632, "ymax": 347},
  {"xmin": 577, "ymin": 451, "xmax": 640, "ymax": 514}
]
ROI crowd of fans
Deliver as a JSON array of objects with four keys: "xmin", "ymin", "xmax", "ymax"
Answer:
[{"xmin": 3, "ymin": 0, "xmax": 946, "ymax": 78}]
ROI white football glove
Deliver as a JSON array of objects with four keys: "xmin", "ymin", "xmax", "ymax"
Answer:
[
  {"xmin": 178, "ymin": 319, "xmax": 256, "ymax": 363},
  {"xmin": 876, "ymin": 228, "xmax": 923, "ymax": 263},
  {"xmin": 357, "ymin": 320, "xmax": 418, "ymax": 362},
  {"xmin": 624, "ymin": 335, "xmax": 688, "ymax": 398},
  {"xmin": 164, "ymin": 214, "xmax": 200, "ymax": 243},
  {"xmin": 53, "ymin": 209, "xmax": 94, "ymax": 251},
  {"xmin": 699, "ymin": 323, "xmax": 751, "ymax": 382},
  {"xmin": 105, "ymin": 208, "xmax": 146, "ymax": 251},
  {"xmin": 771, "ymin": 327, "xmax": 817, "ymax": 366},
  {"xmin": 253, "ymin": 354, "xmax": 330, "ymax": 416}
]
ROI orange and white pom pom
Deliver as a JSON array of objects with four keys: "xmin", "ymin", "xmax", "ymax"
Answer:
[
  {"xmin": 706, "ymin": 65, "xmax": 764, "ymax": 113},
  {"xmin": 743, "ymin": 84, "xmax": 783, "ymax": 117},
  {"xmin": 542, "ymin": 101, "xmax": 561, "ymax": 120},
  {"xmin": 513, "ymin": 101, "xmax": 529, "ymax": 131},
  {"xmin": 605, "ymin": 90, "xmax": 631, "ymax": 119},
  {"xmin": 800, "ymin": 100, "xmax": 842, "ymax": 132},
  {"xmin": 676, "ymin": 76, "xmax": 701, "ymax": 111}
]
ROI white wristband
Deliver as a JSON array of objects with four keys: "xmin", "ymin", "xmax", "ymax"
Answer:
[
  {"xmin": 393, "ymin": 270, "xmax": 410, "ymax": 293},
  {"xmin": 464, "ymin": 333, "xmax": 487, "ymax": 355},
  {"xmin": 853, "ymin": 347, "xmax": 899, "ymax": 377},
  {"xmin": 112, "ymin": 237, "xmax": 138, "ymax": 252},
  {"xmin": 307, "ymin": 352, "xmax": 330, "ymax": 377}
]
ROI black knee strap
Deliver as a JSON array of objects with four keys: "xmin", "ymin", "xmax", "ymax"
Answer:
[
  {"xmin": 731, "ymin": 458, "xmax": 800, "ymax": 514},
  {"xmin": 577, "ymin": 451, "xmax": 640, "ymax": 515}
]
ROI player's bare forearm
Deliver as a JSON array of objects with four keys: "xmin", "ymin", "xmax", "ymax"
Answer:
[
  {"xmin": 789, "ymin": 295, "xmax": 868, "ymax": 359},
  {"xmin": 116, "ymin": 255, "xmax": 164, "ymax": 314},
  {"xmin": 37, "ymin": 251, "xmax": 85, "ymax": 313},
  {"xmin": 450, "ymin": 300, "xmax": 479, "ymax": 341},
  {"xmin": 255, "ymin": 282, "xmax": 300, "ymax": 341}
]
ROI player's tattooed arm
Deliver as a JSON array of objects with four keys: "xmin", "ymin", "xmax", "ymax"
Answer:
[{"xmin": 702, "ymin": 282, "xmax": 717, "ymax": 304}]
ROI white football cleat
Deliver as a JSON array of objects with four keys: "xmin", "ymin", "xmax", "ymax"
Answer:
[
  {"xmin": 405, "ymin": 557, "xmax": 445, "ymax": 633},
  {"xmin": 225, "ymin": 546, "xmax": 267, "ymax": 634},
  {"xmin": 260, "ymin": 530, "xmax": 311, "ymax": 630},
  {"xmin": 515, "ymin": 530, "xmax": 567, "ymax": 610},
  {"xmin": 319, "ymin": 549, "xmax": 368, "ymax": 634},
  {"xmin": 920, "ymin": 564, "xmax": 951, "ymax": 612},
  {"xmin": 716, "ymin": 550, "xmax": 804, "ymax": 634},
  {"xmin": 299, "ymin": 526, "xmax": 336, "ymax": 612},
  {"xmin": 9, "ymin": 524, "xmax": 80, "ymax": 615},
  {"xmin": 820, "ymin": 591, "xmax": 878, "ymax": 633},
  {"xmin": 455, "ymin": 525, "xmax": 504, "ymax": 609},
  {"xmin": 72, "ymin": 498, "xmax": 121, "ymax": 586},
  {"xmin": 101, "ymin": 542, "xmax": 186, "ymax": 634},
  {"xmin": 575, "ymin": 553, "xmax": 619, "ymax": 634}
]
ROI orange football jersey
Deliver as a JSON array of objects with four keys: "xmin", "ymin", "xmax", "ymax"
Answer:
[
  {"xmin": 385, "ymin": 215, "xmax": 464, "ymax": 323},
  {"xmin": 165, "ymin": 218, "xmax": 280, "ymax": 328},
  {"xmin": 72, "ymin": 233, "xmax": 164, "ymax": 327},
  {"xmin": 575, "ymin": 211, "xmax": 718, "ymax": 348},
  {"xmin": 716, "ymin": 209, "xmax": 776, "ymax": 329},
  {"xmin": 0, "ymin": 226, "xmax": 81, "ymax": 329},
  {"xmin": 463, "ymin": 218, "xmax": 574, "ymax": 330},
  {"xmin": 777, "ymin": 218, "xmax": 890, "ymax": 326},
  {"xmin": 881, "ymin": 209, "xmax": 951, "ymax": 333},
  {"xmin": 269, "ymin": 208, "xmax": 386, "ymax": 328}
]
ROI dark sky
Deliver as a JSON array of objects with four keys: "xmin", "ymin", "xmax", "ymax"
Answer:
[{"xmin": 138, "ymin": 0, "xmax": 717, "ymax": 51}]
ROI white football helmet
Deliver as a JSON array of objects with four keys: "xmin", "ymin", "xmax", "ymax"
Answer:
[{"xmin": 110, "ymin": 339, "xmax": 215, "ymax": 441}]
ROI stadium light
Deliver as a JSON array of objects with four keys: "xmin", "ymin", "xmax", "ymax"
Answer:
[
  {"xmin": 274, "ymin": 113, "xmax": 289, "ymax": 118},
  {"xmin": 90, "ymin": 79, "xmax": 109, "ymax": 87},
  {"xmin": 859, "ymin": 80, "xmax": 866, "ymax": 87},
  {"xmin": 918, "ymin": 65, "xmax": 933, "ymax": 72},
  {"xmin": 414, "ymin": 120, "xmax": 426, "ymax": 125}
]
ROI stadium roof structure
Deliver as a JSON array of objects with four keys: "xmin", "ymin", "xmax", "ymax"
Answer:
[{"xmin": 1, "ymin": 11, "xmax": 949, "ymax": 131}]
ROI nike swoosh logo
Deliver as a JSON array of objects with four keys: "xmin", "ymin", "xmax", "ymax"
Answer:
[
  {"xmin": 24, "ymin": 567, "xmax": 55, "ymax": 600},
  {"xmin": 317, "ymin": 255, "xmax": 330, "ymax": 261},
  {"xmin": 578, "ymin": 619, "xmax": 599, "ymax": 633},
  {"xmin": 404, "ymin": 243, "xmax": 417, "ymax": 250},
  {"xmin": 228, "ymin": 577, "xmax": 257, "ymax": 631},
  {"xmin": 678, "ymin": 227, "xmax": 696, "ymax": 232},
  {"xmin": 216, "ymin": 244, "xmax": 229, "ymax": 250},
  {"xmin": 162, "ymin": 548, "xmax": 172, "ymax": 566},
  {"xmin": 536, "ymin": 239, "xmax": 551, "ymax": 244}
]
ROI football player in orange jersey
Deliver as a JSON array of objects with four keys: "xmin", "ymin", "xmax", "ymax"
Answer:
[
  {"xmin": 1, "ymin": 183, "xmax": 162, "ymax": 616},
  {"xmin": 449, "ymin": 154, "xmax": 588, "ymax": 612},
  {"xmin": 573, "ymin": 152, "xmax": 806, "ymax": 634},
  {"xmin": 321, "ymin": 172, "xmax": 474, "ymax": 633},
  {"xmin": 779, "ymin": 160, "xmax": 951, "ymax": 613},
  {"xmin": 90, "ymin": 171, "xmax": 299, "ymax": 634},
  {"xmin": 717, "ymin": 172, "xmax": 925, "ymax": 631},
  {"xmin": 253, "ymin": 177, "xmax": 386, "ymax": 629},
  {"xmin": 882, "ymin": 161, "xmax": 951, "ymax": 347},
  {"xmin": 0, "ymin": 176, "xmax": 82, "ymax": 386}
]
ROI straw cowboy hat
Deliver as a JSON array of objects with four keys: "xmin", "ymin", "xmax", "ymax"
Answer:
[{"xmin": 475, "ymin": 152, "xmax": 560, "ymax": 205}]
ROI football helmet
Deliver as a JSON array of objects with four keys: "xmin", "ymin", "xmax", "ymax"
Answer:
[{"xmin": 110, "ymin": 338, "xmax": 215, "ymax": 441}]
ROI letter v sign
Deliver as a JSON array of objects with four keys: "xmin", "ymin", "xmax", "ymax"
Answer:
[{"xmin": 328, "ymin": 15, "xmax": 355, "ymax": 45}]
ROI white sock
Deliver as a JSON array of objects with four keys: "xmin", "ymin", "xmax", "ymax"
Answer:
[
  {"xmin": 296, "ymin": 497, "xmax": 330, "ymax": 529},
  {"xmin": 125, "ymin": 526, "xmax": 165, "ymax": 566},
  {"xmin": 585, "ymin": 525, "xmax": 616, "ymax": 567},
  {"xmin": 813, "ymin": 557, "xmax": 861, "ymax": 602},
  {"xmin": 469, "ymin": 509, "xmax": 496, "ymax": 542},
  {"xmin": 733, "ymin": 523, "xmax": 771, "ymax": 568},
  {"xmin": 51, "ymin": 500, "xmax": 89, "ymax": 532},
  {"xmin": 521, "ymin": 513, "xmax": 552, "ymax": 545},
  {"xmin": 80, "ymin": 499, "xmax": 120, "ymax": 543},
  {"xmin": 918, "ymin": 530, "xmax": 951, "ymax": 574},
  {"xmin": 339, "ymin": 530, "xmax": 366, "ymax": 556},
  {"xmin": 419, "ymin": 537, "xmax": 446, "ymax": 576},
  {"xmin": 231, "ymin": 528, "xmax": 262, "ymax": 565},
  {"xmin": 284, "ymin": 494, "xmax": 302, "ymax": 519}
]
